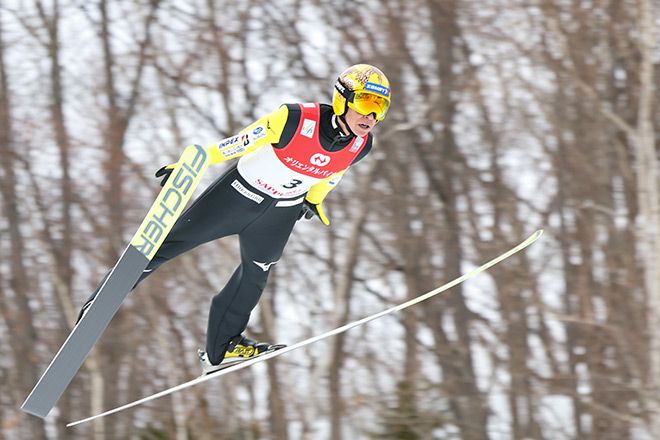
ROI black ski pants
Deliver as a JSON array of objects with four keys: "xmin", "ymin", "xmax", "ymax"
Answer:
[{"xmin": 85, "ymin": 165, "xmax": 303, "ymax": 364}]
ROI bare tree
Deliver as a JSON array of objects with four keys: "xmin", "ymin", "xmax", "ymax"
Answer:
[
  {"xmin": 0, "ymin": 8, "xmax": 47, "ymax": 440},
  {"xmin": 1, "ymin": 1, "xmax": 658, "ymax": 439}
]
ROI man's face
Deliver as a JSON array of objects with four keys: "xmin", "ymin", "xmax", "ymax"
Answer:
[{"xmin": 344, "ymin": 107, "xmax": 377, "ymax": 137}]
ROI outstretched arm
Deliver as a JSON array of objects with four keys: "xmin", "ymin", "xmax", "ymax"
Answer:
[
  {"xmin": 207, "ymin": 105, "xmax": 289, "ymax": 164},
  {"xmin": 156, "ymin": 105, "xmax": 290, "ymax": 185}
]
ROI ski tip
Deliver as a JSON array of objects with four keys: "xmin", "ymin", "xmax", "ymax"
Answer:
[{"xmin": 519, "ymin": 229, "xmax": 543, "ymax": 248}]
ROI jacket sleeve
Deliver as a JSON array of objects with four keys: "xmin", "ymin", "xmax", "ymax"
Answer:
[
  {"xmin": 206, "ymin": 105, "xmax": 289, "ymax": 165},
  {"xmin": 305, "ymin": 170, "xmax": 346, "ymax": 204}
]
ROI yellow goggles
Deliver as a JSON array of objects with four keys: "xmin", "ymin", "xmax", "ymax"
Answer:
[{"xmin": 348, "ymin": 91, "xmax": 390, "ymax": 121}]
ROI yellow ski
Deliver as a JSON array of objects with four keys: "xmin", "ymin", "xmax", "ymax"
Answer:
[{"xmin": 22, "ymin": 145, "xmax": 210, "ymax": 418}]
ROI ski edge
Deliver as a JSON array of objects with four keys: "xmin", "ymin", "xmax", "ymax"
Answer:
[{"xmin": 67, "ymin": 229, "xmax": 543, "ymax": 427}]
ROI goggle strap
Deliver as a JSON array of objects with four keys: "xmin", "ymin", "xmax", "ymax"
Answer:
[{"xmin": 335, "ymin": 79, "xmax": 354, "ymax": 100}]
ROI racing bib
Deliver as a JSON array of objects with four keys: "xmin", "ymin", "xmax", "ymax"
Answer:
[{"xmin": 237, "ymin": 103, "xmax": 366, "ymax": 198}]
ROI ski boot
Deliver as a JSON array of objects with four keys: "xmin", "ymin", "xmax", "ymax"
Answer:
[{"xmin": 198, "ymin": 334, "xmax": 286, "ymax": 375}]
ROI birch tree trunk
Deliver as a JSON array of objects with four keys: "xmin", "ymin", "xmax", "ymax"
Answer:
[
  {"xmin": 0, "ymin": 14, "xmax": 47, "ymax": 440},
  {"xmin": 328, "ymin": 155, "xmax": 384, "ymax": 440},
  {"xmin": 636, "ymin": 1, "xmax": 660, "ymax": 437},
  {"xmin": 257, "ymin": 275, "xmax": 289, "ymax": 440},
  {"xmin": 426, "ymin": 1, "xmax": 490, "ymax": 437}
]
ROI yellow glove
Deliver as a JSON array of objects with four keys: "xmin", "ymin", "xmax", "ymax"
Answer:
[{"xmin": 300, "ymin": 171, "xmax": 347, "ymax": 226}]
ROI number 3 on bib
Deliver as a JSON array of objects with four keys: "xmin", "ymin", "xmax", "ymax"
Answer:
[{"xmin": 282, "ymin": 179, "xmax": 303, "ymax": 189}]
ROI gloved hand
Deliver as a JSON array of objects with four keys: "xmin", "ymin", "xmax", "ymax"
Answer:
[
  {"xmin": 155, "ymin": 164, "xmax": 175, "ymax": 187},
  {"xmin": 298, "ymin": 199, "xmax": 330, "ymax": 226}
]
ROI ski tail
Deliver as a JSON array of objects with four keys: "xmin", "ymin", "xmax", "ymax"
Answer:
[
  {"xmin": 66, "ymin": 229, "xmax": 543, "ymax": 427},
  {"xmin": 21, "ymin": 145, "xmax": 210, "ymax": 419}
]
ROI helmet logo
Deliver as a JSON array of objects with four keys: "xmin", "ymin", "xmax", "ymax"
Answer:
[
  {"xmin": 310, "ymin": 153, "xmax": 331, "ymax": 167},
  {"xmin": 364, "ymin": 82, "xmax": 390, "ymax": 97},
  {"xmin": 335, "ymin": 80, "xmax": 347, "ymax": 95}
]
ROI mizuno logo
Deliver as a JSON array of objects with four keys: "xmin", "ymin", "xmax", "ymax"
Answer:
[{"xmin": 253, "ymin": 260, "xmax": 278, "ymax": 271}]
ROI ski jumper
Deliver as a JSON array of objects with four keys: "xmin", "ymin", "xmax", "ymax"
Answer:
[{"xmin": 83, "ymin": 103, "xmax": 373, "ymax": 364}]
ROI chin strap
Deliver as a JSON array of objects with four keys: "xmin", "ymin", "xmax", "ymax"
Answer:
[
  {"xmin": 329, "ymin": 114, "xmax": 356, "ymax": 150},
  {"xmin": 335, "ymin": 113, "xmax": 356, "ymax": 138}
]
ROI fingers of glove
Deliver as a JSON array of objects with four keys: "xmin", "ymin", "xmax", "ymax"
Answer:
[
  {"xmin": 156, "ymin": 168, "xmax": 173, "ymax": 178},
  {"xmin": 155, "ymin": 167, "xmax": 173, "ymax": 187},
  {"xmin": 156, "ymin": 164, "xmax": 176, "ymax": 176},
  {"xmin": 316, "ymin": 204, "xmax": 330, "ymax": 226}
]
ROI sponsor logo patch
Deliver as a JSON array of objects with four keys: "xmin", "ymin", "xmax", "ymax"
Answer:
[
  {"xmin": 301, "ymin": 119, "xmax": 316, "ymax": 138},
  {"xmin": 349, "ymin": 136, "xmax": 364, "ymax": 153},
  {"xmin": 281, "ymin": 156, "xmax": 334, "ymax": 178},
  {"xmin": 218, "ymin": 135, "xmax": 239, "ymax": 148},
  {"xmin": 310, "ymin": 153, "xmax": 331, "ymax": 167},
  {"xmin": 364, "ymin": 82, "xmax": 390, "ymax": 97},
  {"xmin": 217, "ymin": 135, "xmax": 246, "ymax": 158},
  {"xmin": 231, "ymin": 180, "xmax": 264, "ymax": 204},
  {"xmin": 252, "ymin": 125, "xmax": 266, "ymax": 140}
]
